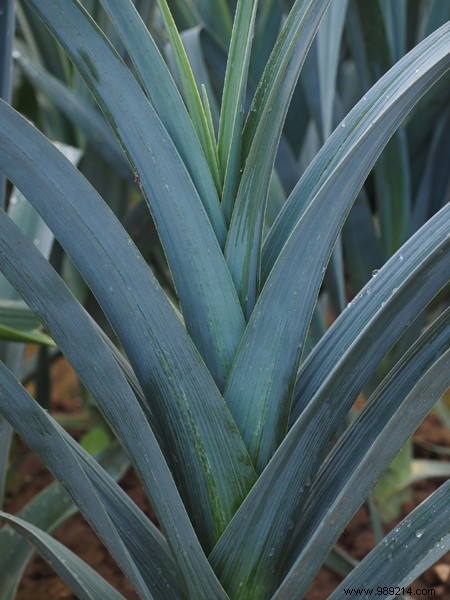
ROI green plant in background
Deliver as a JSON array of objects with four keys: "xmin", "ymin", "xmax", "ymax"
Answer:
[{"xmin": 0, "ymin": 0, "xmax": 449, "ymax": 599}]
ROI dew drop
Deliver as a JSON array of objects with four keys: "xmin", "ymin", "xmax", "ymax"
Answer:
[
  {"xmin": 341, "ymin": 122, "xmax": 346, "ymax": 128},
  {"xmin": 399, "ymin": 254, "xmax": 404, "ymax": 261},
  {"xmin": 415, "ymin": 529, "xmax": 425, "ymax": 538},
  {"xmin": 12, "ymin": 49, "xmax": 21, "ymax": 60},
  {"xmin": 363, "ymin": 95, "xmax": 367, "ymax": 101},
  {"xmin": 268, "ymin": 548, "xmax": 275, "ymax": 557},
  {"xmin": 372, "ymin": 269, "xmax": 379, "ymax": 277}
]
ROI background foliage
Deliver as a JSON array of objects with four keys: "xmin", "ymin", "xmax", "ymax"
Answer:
[{"xmin": 0, "ymin": 0, "xmax": 449, "ymax": 598}]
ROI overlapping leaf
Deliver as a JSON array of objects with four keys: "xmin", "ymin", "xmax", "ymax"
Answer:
[
  {"xmin": 218, "ymin": 0, "xmax": 258, "ymax": 224},
  {"xmin": 225, "ymin": 0, "xmax": 332, "ymax": 316},
  {"xmin": 0, "ymin": 211, "xmax": 228, "ymax": 597},
  {"xmin": 27, "ymin": 0, "xmax": 244, "ymax": 389},
  {"xmin": 330, "ymin": 480, "xmax": 450, "ymax": 599},
  {"xmin": 348, "ymin": 0, "xmax": 411, "ymax": 256},
  {"xmin": 0, "ymin": 104, "xmax": 256, "ymax": 552},
  {"xmin": 275, "ymin": 307, "xmax": 450, "ymax": 597},
  {"xmin": 98, "ymin": 0, "xmax": 226, "ymax": 243},
  {"xmin": 211, "ymin": 204, "xmax": 450, "ymax": 600},
  {"xmin": 155, "ymin": 0, "xmax": 222, "ymax": 190},
  {"xmin": 0, "ymin": 513, "xmax": 126, "ymax": 600},
  {"xmin": 222, "ymin": 21, "xmax": 450, "ymax": 476}
]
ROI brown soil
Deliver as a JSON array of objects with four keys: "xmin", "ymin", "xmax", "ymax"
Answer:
[{"xmin": 3, "ymin": 358, "xmax": 450, "ymax": 599}]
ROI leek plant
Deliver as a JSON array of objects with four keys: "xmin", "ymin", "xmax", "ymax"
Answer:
[{"xmin": 0, "ymin": 1, "xmax": 449, "ymax": 598}]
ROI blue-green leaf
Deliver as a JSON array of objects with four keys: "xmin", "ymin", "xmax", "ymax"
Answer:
[
  {"xmin": 0, "ymin": 101, "xmax": 256, "ymax": 550},
  {"xmin": 0, "ymin": 212, "xmax": 228, "ymax": 597},
  {"xmin": 61, "ymin": 437, "xmax": 182, "ymax": 599},
  {"xmin": 347, "ymin": 0, "xmax": 411, "ymax": 257},
  {"xmin": 210, "ymin": 205, "xmax": 450, "ymax": 599},
  {"xmin": 0, "ymin": 443, "xmax": 132, "ymax": 600},
  {"xmin": 155, "ymin": 0, "xmax": 222, "ymax": 190},
  {"xmin": 227, "ymin": 22, "xmax": 450, "ymax": 473},
  {"xmin": 98, "ymin": 0, "xmax": 226, "ymax": 243},
  {"xmin": 0, "ymin": 364, "xmax": 153, "ymax": 598},
  {"xmin": 330, "ymin": 480, "xmax": 450, "ymax": 599},
  {"xmin": 0, "ymin": 0, "xmax": 14, "ymax": 209},
  {"xmin": 26, "ymin": 0, "xmax": 245, "ymax": 390},
  {"xmin": 15, "ymin": 50, "xmax": 130, "ymax": 178},
  {"xmin": 219, "ymin": 0, "xmax": 258, "ymax": 224},
  {"xmin": 0, "ymin": 141, "xmax": 77, "ymax": 507},
  {"xmin": 225, "ymin": 0, "xmax": 332, "ymax": 316},
  {"xmin": 275, "ymin": 307, "xmax": 450, "ymax": 597},
  {"xmin": 0, "ymin": 512, "xmax": 127, "ymax": 600}
]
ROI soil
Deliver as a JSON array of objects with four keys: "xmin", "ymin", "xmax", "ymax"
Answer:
[{"xmin": 3, "ymin": 358, "xmax": 450, "ymax": 599}]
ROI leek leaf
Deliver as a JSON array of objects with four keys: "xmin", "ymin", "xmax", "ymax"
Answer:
[{"xmin": 0, "ymin": 513, "xmax": 126, "ymax": 600}]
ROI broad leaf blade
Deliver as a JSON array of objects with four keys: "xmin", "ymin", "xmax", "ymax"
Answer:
[
  {"xmin": 223, "ymin": 23, "xmax": 450, "ymax": 471},
  {"xmin": 225, "ymin": 0, "xmax": 332, "ymax": 316},
  {"xmin": 262, "ymin": 22, "xmax": 450, "ymax": 278},
  {"xmin": 0, "ymin": 444, "xmax": 131, "ymax": 600},
  {"xmin": 0, "ymin": 141, "xmax": 77, "ymax": 506},
  {"xmin": 15, "ymin": 51, "xmax": 130, "ymax": 179},
  {"xmin": 0, "ymin": 365, "xmax": 152, "ymax": 599},
  {"xmin": 98, "ymin": 0, "xmax": 226, "ymax": 244},
  {"xmin": 210, "ymin": 205, "xmax": 450, "ymax": 599},
  {"xmin": 63, "ymin": 436, "xmax": 182, "ymax": 600},
  {"xmin": 0, "ymin": 213, "xmax": 228, "ymax": 597},
  {"xmin": 330, "ymin": 480, "xmax": 450, "ymax": 599},
  {"xmin": 27, "ymin": 0, "xmax": 245, "ymax": 390},
  {"xmin": 275, "ymin": 307, "xmax": 450, "ymax": 597},
  {"xmin": 0, "ymin": 440, "xmax": 182, "ymax": 600},
  {"xmin": 0, "ymin": 102, "xmax": 256, "ymax": 550},
  {"xmin": 0, "ymin": 513, "xmax": 127, "ymax": 600},
  {"xmin": 226, "ymin": 20, "xmax": 450, "ymax": 473}
]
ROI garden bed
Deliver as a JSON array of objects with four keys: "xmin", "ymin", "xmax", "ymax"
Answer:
[{"xmin": 5, "ymin": 358, "xmax": 449, "ymax": 599}]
